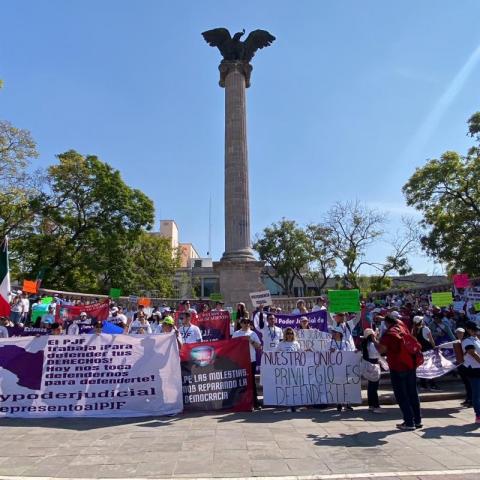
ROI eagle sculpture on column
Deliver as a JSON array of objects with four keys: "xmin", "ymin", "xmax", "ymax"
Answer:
[{"xmin": 202, "ymin": 28, "xmax": 276, "ymax": 62}]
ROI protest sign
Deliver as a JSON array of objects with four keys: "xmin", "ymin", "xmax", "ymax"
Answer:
[
  {"xmin": 453, "ymin": 301, "xmax": 466, "ymax": 312},
  {"xmin": 249, "ymin": 290, "xmax": 272, "ymax": 307},
  {"xmin": 261, "ymin": 350, "xmax": 362, "ymax": 406},
  {"xmin": 328, "ymin": 290, "xmax": 360, "ymax": 313},
  {"xmin": 431, "ymin": 292, "xmax": 453, "ymax": 307},
  {"xmin": 138, "ymin": 297, "xmax": 151, "ymax": 307},
  {"xmin": 453, "ymin": 274, "xmax": 470, "ymax": 289},
  {"xmin": 180, "ymin": 338, "xmax": 253, "ymax": 412},
  {"xmin": 109, "ymin": 288, "xmax": 121, "ymax": 299},
  {"xmin": 31, "ymin": 304, "xmax": 49, "ymax": 323},
  {"xmin": 475, "ymin": 303, "xmax": 480, "ymax": 312},
  {"xmin": 274, "ymin": 310, "xmax": 329, "ymax": 331},
  {"xmin": 128, "ymin": 295, "xmax": 138, "ymax": 304},
  {"xmin": 41, "ymin": 297, "xmax": 53, "ymax": 305},
  {"xmin": 192, "ymin": 310, "xmax": 230, "ymax": 341},
  {"xmin": 0, "ymin": 333, "xmax": 183, "ymax": 418},
  {"xmin": 22, "ymin": 280, "xmax": 38, "ymax": 294},
  {"xmin": 416, "ymin": 349, "xmax": 456, "ymax": 379},
  {"xmin": 56, "ymin": 300, "xmax": 109, "ymax": 325},
  {"xmin": 209, "ymin": 293, "xmax": 223, "ymax": 301},
  {"xmin": 296, "ymin": 329, "xmax": 331, "ymax": 351}
]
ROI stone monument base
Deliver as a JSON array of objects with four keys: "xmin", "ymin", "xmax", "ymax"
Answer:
[{"xmin": 213, "ymin": 260, "xmax": 265, "ymax": 311}]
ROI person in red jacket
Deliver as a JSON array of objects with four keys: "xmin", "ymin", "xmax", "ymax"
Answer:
[{"xmin": 374, "ymin": 313, "xmax": 423, "ymax": 431}]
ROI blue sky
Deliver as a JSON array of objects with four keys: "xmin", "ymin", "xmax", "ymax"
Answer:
[{"xmin": 2, "ymin": 1, "xmax": 480, "ymax": 275}]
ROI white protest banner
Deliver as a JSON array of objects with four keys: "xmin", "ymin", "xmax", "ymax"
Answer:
[
  {"xmin": 261, "ymin": 350, "xmax": 361, "ymax": 406},
  {"xmin": 249, "ymin": 290, "xmax": 272, "ymax": 307},
  {"xmin": 296, "ymin": 329, "xmax": 331, "ymax": 351},
  {"xmin": 0, "ymin": 333, "xmax": 183, "ymax": 418},
  {"xmin": 416, "ymin": 349, "xmax": 457, "ymax": 379}
]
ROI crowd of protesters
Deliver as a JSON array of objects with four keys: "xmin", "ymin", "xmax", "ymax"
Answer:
[{"xmin": 2, "ymin": 287, "xmax": 480, "ymax": 426}]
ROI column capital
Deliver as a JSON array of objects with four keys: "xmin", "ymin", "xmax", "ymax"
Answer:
[{"xmin": 219, "ymin": 60, "xmax": 253, "ymax": 88}]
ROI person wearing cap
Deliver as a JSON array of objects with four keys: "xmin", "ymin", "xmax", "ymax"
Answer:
[
  {"xmin": 462, "ymin": 321, "xmax": 480, "ymax": 423},
  {"xmin": 232, "ymin": 316, "xmax": 262, "ymax": 410},
  {"xmin": 292, "ymin": 299, "xmax": 308, "ymax": 315},
  {"xmin": 411, "ymin": 316, "xmax": 438, "ymax": 391},
  {"xmin": 151, "ymin": 311, "xmax": 164, "ymax": 334},
  {"xmin": 162, "ymin": 316, "xmax": 183, "ymax": 349},
  {"xmin": 377, "ymin": 313, "xmax": 423, "ymax": 431},
  {"xmin": 260, "ymin": 313, "xmax": 283, "ymax": 351},
  {"xmin": 312, "ymin": 296, "xmax": 327, "ymax": 312},
  {"xmin": 299, "ymin": 316, "xmax": 310, "ymax": 330},
  {"xmin": 329, "ymin": 325, "xmax": 355, "ymax": 412},
  {"xmin": 361, "ymin": 328, "xmax": 382, "ymax": 413},
  {"xmin": 107, "ymin": 307, "xmax": 120, "ymax": 324},
  {"xmin": 179, "ymin": 311, "xmax": 202, "ymax": 344},
  {"xmin": 329, "ymin": 311, "xmax": 361, "ymax": 351}
]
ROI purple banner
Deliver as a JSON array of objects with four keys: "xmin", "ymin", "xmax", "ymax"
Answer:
[
  {"xmin": 416, "ymin": 349, "xmax": 456, "ymax": 379},
  {"xmin": 275, "ymin": 310, "xmax": 329, "ymax": 332}
]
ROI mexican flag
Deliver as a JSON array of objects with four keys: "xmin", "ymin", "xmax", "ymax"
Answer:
[{"xmin": 0, "ymin": 237, "xmax": 11, "ymax": 317}]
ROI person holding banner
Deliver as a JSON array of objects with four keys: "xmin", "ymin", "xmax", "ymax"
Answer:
[
  {"xmin": 412, "ymin": 316, "xmax": 439, "ymax": 391},
  {"xmin": 232, "ymin": 317, "xmax": 262, "ymax": 410},
  {"xmin": 161, "ymin": 316, "xmax": 183, "ymax": 350},
  {"xmin": 462, "ymin": 321, "xmax": 480, "ymax": 424},
  {"xmin": 329, "ymin": 325, "xmax": 355, "ymax": 412},
  {"xmin": 277, "ymin": 327, "xmax": 300, "ymax": 352},
  {"xmin": 330, "ymin": 312, "xmax": 360, "ymax": 351}
]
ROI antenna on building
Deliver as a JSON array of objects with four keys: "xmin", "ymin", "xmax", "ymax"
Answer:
[{"xmin": 207, "ymin": 194, "xmax": 212, "ymax": 257}]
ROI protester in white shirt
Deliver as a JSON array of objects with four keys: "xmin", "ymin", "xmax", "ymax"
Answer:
[
  {"xmin": 21, "ymin": 294, "xmax": 30, "ymax": 323},
  {"xmin": 232, "ymin": 317, "xmax": 262, "ymax": 409},
  {"xmin": 260, "ymin": 313, "xmax": 283, "ymax": 351},
  {"xmin": 178, "ymin": 312, "xmax": 202, "ymax": 344},
  {"xmin": 462, "ymin": 321, "xmax": 480, "ymax": 423},
  {"xmin": 292, "ymin": 299, "xmax": 308, "ymax": 315},
  {"xmin": 311, "ymin": 296, "xmax": 327, "ymax": 312},
  {"xmin": 329, "ymin": 312, "xmax": 360, "ymax": 350},
  {"xmin": 330, "ymin": 325, "xmax": 355, "ymax": 412},
  {"xmin": 277, "ymin": 328, "xmax": 300, "ymax": 352},
  {"xmin": 181, "ymin": 300, "xmax": 197, "ymax": 315},
  {"xmin": 129, "ymin": 313, "xmax": 153, "ymax": 334}
]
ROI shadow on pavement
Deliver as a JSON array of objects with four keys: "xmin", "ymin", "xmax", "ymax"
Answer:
[{"xmin": 0, "ymin": 415, "xmax": 181, "ymax": 431}]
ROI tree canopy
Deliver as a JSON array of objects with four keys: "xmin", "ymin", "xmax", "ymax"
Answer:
[{"xmin": 403, "ymin": 113, "xmax": 480, "ymax": 275}]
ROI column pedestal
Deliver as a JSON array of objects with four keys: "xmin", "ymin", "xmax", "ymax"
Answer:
[{"xmin": 213, "ymin": 260, "xmax": 265, "ymax": 311}]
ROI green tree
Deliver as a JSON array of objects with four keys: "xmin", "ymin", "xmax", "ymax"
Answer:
[
  {"xmin": 13, "ymin": 150, "xmax": 155, "ymax": 292},
  {"xmin": 403, "ymin": 113, "xmax": 480, "ymax": 275},
  {"xmin": 253, "ymin": 219, "xmax": 311, "ymax": 295},
  {"xmin": 127, "ymin": 233, "xmax": 180, "ymax": 297},
  {"xmin": 304, "ymin": 223, "xmax": 337, "ymax": 291},
  {"xmin": 0, "ymin": 120, "xmax": 41, "ymax": 239}
]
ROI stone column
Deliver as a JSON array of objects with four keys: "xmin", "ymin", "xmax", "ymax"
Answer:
[
  {"xmin": 219, "ymin": 61, "xmax": 256, "ymax": 262},
  {"xmin": 213, "ymin": 61, "xmax": 265, "ymax": 310}
]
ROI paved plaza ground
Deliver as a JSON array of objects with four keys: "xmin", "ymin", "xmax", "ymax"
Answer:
[{"xmin": 0, "ymin": 399, "xmax": 479, "ymax": 480}]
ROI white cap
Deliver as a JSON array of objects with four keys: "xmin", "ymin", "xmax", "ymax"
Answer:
[
  {"xmin": 80, "ymin": 312, "xmax": 87, "ymax": 316},
  {"xmin": 111, "ymin": 307, "xmax": 119, "ymax": 313},
  {"xmin": 413, "ymin": 315, "xmax": 424, "ymax": 324},
  {"xmin": 330, "ymin": 325, "xmax": 344, "ymax": 334},
  {"xmin": 390, "ymin": 311, "xmax": 401, "ymax": 319},
  {"xmin": 455, "ymin": 327, "xmax": 465, "ymax": 333},
  {"xmin": 363, "ymin": 328, "xmax": 375, "ymax": 337}
]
